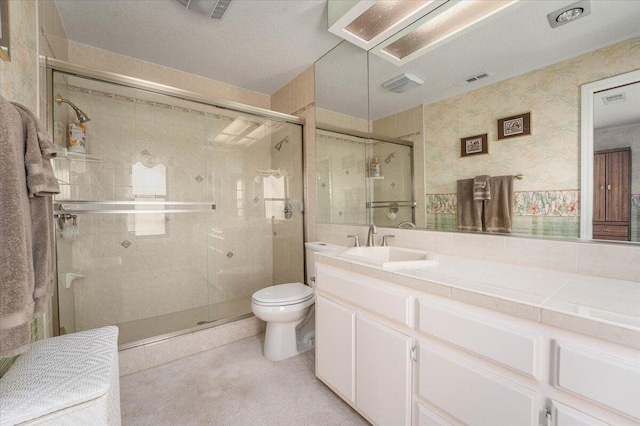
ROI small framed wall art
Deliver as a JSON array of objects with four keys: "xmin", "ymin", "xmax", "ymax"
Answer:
[
  {"xmin": 497, "ymin": 112, "xmax": 531, "ymax": 139},
  {"xmin": 0, "ymin": 0, "xmax": 9, "ymax": 61},
  {"xmin": 460, "ymin": 133, "xmax": 488, "ymax": 157}
]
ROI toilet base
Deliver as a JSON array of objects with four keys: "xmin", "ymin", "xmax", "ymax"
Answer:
[{"xmin": 263, "ymin": 319, "xmax": 311, "ymax": 361}]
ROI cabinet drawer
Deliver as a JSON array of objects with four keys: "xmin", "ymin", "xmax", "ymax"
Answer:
[
  {"xmin": 551, "ymin": 401, "xmax": 608, "ymax": 426},
  {"xmin": 418, "ymin": 342, "xmax": 537, "ymax": 426},
  {"xmin": 592, "ymin": 224, "xmax": 628, "ymax": 237},
  {"xmin": 417, "ymin": 299, "xmax": 540, "ymax": 378},
  {"xmin": 555, "ymin": 340, "xmax": 640, "ymax": 420},
  {"xmin": 316, "ymin": 264, "xmax": 410, "ymax": 326}
]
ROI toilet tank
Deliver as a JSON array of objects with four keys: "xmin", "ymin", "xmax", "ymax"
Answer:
[{"xmin": 304, "ymin": 242, "xmax": 343, "ymax": 286}]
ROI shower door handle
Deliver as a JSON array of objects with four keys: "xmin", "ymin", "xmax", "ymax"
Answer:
[{"xmin": 284, "ymin": 202, "xmax": 293, "ymax": 219}]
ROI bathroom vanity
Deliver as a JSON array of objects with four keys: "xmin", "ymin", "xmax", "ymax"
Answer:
[{"xmin": 314, "ymin": 250, "xmax": 640, "ymax": 426}]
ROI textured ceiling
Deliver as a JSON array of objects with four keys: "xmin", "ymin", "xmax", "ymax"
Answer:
[{"xmin": 54, "ymin": 0, "xmax": 343, "ymax": 95}]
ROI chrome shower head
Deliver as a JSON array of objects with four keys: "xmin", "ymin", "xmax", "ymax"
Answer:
[
  {"xmin": 55, "ymin": 93, "xmax": 91, "ymax": 123},
  {"xmin": 274, "ymin": 136, "xmax": 289, "ymax": 151}
]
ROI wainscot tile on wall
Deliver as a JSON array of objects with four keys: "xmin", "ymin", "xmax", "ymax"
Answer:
[
  {"xmin": 426, "ymin": 190, "xmax": 581, "ymax": 238},
  {"xmin": 577, "ymin": 243, "xmax": 640, "ymax": 282},
  {"xmin": 316, "ymin": 224, "xmax": 640, "ymax": 282},
  {"xmin": 505, "ymin": 238, "xmax": 578, "ymax": 273},
  {"xmin": 452, "ymin": 233, "xmax": 506, "ymax": 263}
]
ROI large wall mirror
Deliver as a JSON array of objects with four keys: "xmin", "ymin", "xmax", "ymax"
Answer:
[{"xmin": 315, "ymin": 0, "xmax": 640, "ymax": 244}]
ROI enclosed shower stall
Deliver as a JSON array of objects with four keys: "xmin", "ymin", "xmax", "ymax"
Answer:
[
  {"xmin": 316, "ymin": 128, "xmax": 414, "ymax": 228},
  {"xmin": 48, "ymin": 61, "xmax": 304, "ymax": 346}
]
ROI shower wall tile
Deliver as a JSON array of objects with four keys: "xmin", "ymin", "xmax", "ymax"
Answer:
[
  {"xmin": 59, "ymin": 78, "xmax": 288, "ymax": 334},
  {"xmin": 118, "ymin": 345, "xmax": 146, "ymax": 376},
  {"xmin": 119, "ymin": 317, "xmax": 265, "ymax": 375},
  {"xmin": 144, "ymin": 333, "xmax": 198, "ymax": 369},
  {"xmin": 193, "ymin": 317, "xmax": 265, "ymax": 353}
]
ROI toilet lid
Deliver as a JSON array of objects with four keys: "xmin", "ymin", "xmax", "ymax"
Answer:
[{"xmin": 252, "ymin": 282, "xmax": 313, "ymax": 305}]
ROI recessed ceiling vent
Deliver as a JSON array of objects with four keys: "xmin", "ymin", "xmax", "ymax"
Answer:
[
  {"xmin": 383, "ymin": 73, "xmax": 424, "ymax": 93},
  {"xmin": 465, "ymin": 72, "xmax": 490, "ymax": 83},
  {"xmin": 455, "ymin": 71, "xmax": 490, "ymax": 87},
  {"xmin": 602, "ymin": 92, "xmax": 627, "ymax": 105},
  {"xmin": 174, "ymin": 0, "xmax": 232, "ymax": 19}
]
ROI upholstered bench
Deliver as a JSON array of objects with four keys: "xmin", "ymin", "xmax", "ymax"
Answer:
[{"xmin": 0, "ymin": 326, "xmax": 121, "ymax": 425}]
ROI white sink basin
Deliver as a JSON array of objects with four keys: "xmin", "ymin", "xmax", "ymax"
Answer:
[{"xmin": 339, "ymin": 246, "xmax": 439, "ymax": 270}]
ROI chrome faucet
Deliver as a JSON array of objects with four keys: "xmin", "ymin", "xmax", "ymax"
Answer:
[
  {"xmin": 366, "ymin": 224, "xmax": 377, "ymax": 247},
  {"xmin": 381, "ymin": 235, "xmax": 395, "ymax": 246}
]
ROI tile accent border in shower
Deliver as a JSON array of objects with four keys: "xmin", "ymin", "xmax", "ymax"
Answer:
[{"xmin": 66, "ymin": 84, "xmax": 265, "ymax": 124}]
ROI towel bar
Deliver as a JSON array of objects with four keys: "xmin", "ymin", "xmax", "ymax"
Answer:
[
  {"xmin": 53, "ymin": 200, "xmax": 216, "ymax": 215},
  {"xmin": 366, "ymin": 201, "xmax": 416, "ymax": 209}
]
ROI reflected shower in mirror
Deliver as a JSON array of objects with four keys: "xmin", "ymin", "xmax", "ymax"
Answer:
[
  {"xmin": 315, "ymin": 128, "xmax": 415, "ymax": 227},
  {"xmin": 314, "ymin": 0, "xmax": 640, "ymax": 243}
]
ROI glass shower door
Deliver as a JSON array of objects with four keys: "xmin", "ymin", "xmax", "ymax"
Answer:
[{"xmin": 51, "ymin": 70, "xmax": 304, "ymax": 346}]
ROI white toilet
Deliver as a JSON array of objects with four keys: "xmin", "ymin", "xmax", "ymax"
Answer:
[{"xmin": 251, "ymin": 241, "xmax": 343, "ymax": 361}]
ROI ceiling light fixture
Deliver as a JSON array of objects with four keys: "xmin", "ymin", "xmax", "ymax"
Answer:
[
  {"xmin": 547, "ymin": 0, "xmax": 591, "ymax": 28},
  {"xmin": 383, "ymin": 73, "xmax": 424, "ymax": 93},
  {"xmin": 371, "ymin": 0, "xmax": 518, "ymax": 66},
  {"xmin": 174, "ymin": 0, "xmax": 232, "ymax": 19},
  {"xmin": 328, "ymin": 0, "xmax": 447, "ymax": 51}
]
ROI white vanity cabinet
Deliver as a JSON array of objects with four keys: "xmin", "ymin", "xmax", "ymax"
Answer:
[
  {"xmin": 315, "ymin": 265, "xmax": 413, "ymax": 425},
  {"xmin": 314, "ymin": 262, "xmax": 640, "ymax": 426},
  {"xmin": 415, "ymin": 299, "xmax": 540, "ymax": 425}
]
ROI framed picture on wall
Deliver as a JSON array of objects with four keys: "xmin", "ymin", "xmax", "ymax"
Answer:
[
  {"xmin": 460, "ymin": 133, "xmax": 488, "ymax": 157},
  {"xmin": 498, "ymin": 112, "xmax": 531, "ymax": 139},
  {"xmin": 0, "ymin": 0, "xmax": 10, "ymax": 62}
]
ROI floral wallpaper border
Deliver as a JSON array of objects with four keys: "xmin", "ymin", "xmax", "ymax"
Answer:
[{"xmin": 426, "ymin": 190, "xmax": 581, "ymax": 217}]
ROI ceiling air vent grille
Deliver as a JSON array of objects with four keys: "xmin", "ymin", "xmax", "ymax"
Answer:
[
  {"xmin": 174, "ymin": 0, "xmax": 232, "ymax": 19},
  {"xmin": 383, "ymin": 73, "xmax": 424, "ymax": 93},
  {"xmin": 466, "ymin": 72, "xmax": 489, "ymax": 83},
  {"xmin": 602, "ymin": 92, "xmax": 627, "ymax": 105},
  {"xmin": 454, "ymin": 72, "xmax": 490, "ymax": 87}
]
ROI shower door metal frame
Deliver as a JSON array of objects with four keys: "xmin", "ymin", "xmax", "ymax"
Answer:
[{"xmin": 44, "ymin": 57, "xmax": 307, "ymax": 349}]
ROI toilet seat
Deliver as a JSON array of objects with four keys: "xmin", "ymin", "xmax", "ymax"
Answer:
[{"xmin": 252, "ymin": 282, "xmax": 313, "ymax": 307}]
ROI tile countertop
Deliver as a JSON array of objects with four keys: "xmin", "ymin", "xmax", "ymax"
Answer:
[{"xmin": 315, "ymin": 250, "xmax": 640, "ymax": 350}]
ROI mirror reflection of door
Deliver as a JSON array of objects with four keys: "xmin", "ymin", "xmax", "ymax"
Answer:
[{"xmin": 593, "ymin": 81, "xmax": 640, "ymax": 242}]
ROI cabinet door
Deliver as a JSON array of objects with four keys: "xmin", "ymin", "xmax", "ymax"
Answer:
[
  {"xmin": 355, "ymin": 315, "xmax": 412, "ymax": 426},
  {"xmin": 593, "ymin": 153, "xmax": 606, "ymax": 222},
  {"xmin": 605, "ymin": 150, "xmax": 630, "ymax": 222},
  {"xmin": 316, "ymin": 296, "xmax": 355, "ymax": 403}
]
